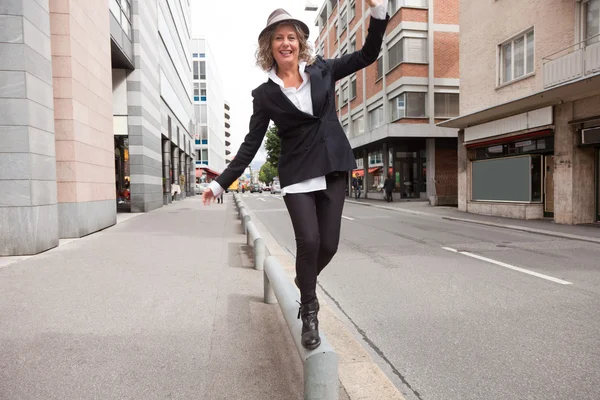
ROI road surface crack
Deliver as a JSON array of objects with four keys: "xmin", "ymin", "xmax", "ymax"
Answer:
[{"xmin": 318, "ymin": 284, "xmax": 425, "ymax": 400}]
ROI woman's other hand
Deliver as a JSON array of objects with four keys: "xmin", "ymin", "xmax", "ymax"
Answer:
[
  {"xmin": 202, "ymin": 188, "xmax": 216, "ymax": 206},
  {"xmin": 365, "ymin": 0, "xmax": 383, "ymax": 7}
]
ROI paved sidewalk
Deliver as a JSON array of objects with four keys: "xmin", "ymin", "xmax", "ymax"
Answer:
[
  {"xmin": 0, "ymin": 197, "xmax": 306, "ymax": 399},
  {"xmin": 346, "ymin": 197, "xmax": 600, "ymax": 243}
]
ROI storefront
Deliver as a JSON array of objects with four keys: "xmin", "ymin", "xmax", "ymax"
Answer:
[
  {"xmin": 114, "ymin": 136, "xmax": 130, "ymax": 212},
  {"xmin": 467, "ymin": 131, "xmax": 554, "ymax": 218}
]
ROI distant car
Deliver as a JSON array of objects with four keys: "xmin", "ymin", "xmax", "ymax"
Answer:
[
  {"xmin": 250, "ymin": 183, "xmax": 262, "ymax": 193},
  {"xmin": 195, "ymin": 182, "xmax": 208, "ymax": 195},
  {"xmin": 271, "ymin": 182, "xmax": 281, "ymax": 194},
  {"xmin": 263, "ymin": 185, "xmax": 271, "ymax": 192}
]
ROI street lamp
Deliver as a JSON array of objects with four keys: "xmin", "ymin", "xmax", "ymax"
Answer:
[{"xmin": 304, "ymin": 0, "xmax": 318, "ymax": 11}]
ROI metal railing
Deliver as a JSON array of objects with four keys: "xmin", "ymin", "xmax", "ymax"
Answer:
[
  {"xmin": 232, "ymin": 193, "xmax": 339, "ymax": 400},
  {"xmin": 542, "ymin": 34, "xmax": 600, "ymax": 88}
]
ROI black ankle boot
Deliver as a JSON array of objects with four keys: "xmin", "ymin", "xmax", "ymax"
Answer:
[{"xmin": 297, "ymin": 299, "xmax": 321, "ymax": 350}]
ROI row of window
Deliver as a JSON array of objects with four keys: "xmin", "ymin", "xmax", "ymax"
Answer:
[
  {"xmin": 341, "ymin": 92, "xmax": 459, "ymax": 136},
  {"xmin": 324, "ymin": 0, "xmax": 428, "ymax": 35},
  {"xmin": 109, "ymin": 0, "xmax": 132, "ymax": 38},
  {"xmin": 192, "ymin": 53, "xmax": 206, "ymax": 58}
]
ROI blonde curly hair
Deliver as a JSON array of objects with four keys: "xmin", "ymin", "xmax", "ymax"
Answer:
[{"xmin": 256, "ymin": 22, "xmax": 315, "ymax": 72}]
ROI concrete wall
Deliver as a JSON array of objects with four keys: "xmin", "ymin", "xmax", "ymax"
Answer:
[
  {"xmin": 554, "ymin": 101, "xmax": 597, "ymax": 225},
  {"xmin": 459, "ymin": 0, "xmax": 575, "ymax": 115},
  {"xmin": 50, "ymin": 0, "xmax": 117, "ymax": 238},
  {"xmin": 0, "ymin": 0, "xmax": 59, "ymax": 255}
]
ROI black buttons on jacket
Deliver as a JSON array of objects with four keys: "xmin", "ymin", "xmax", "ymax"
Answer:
[
  {"xmin": 320, "ymin": 138, "xmax": 325, "ymax": 143},
  {"xmin": 305, "ymin": 145, "xmax": 309, "ymax": 151}
]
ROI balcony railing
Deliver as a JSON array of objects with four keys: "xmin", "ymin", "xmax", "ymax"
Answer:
[{"xmin": 543, "ymin": 34, "xmax": 600, "ymax": 89}]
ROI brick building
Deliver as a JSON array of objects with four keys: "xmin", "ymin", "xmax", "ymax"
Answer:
[
  {"xmin": 314, "ymin": 0, "xmax": 460, "ymax": 204},
  {"xmin": 441, "ymin": 0, "xmax": 600, "ymax": 224}
]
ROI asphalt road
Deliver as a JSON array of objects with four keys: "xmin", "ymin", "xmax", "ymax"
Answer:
[{"xmin": 238, "ymin": 192, "xmax": 600, "ymax": 400}]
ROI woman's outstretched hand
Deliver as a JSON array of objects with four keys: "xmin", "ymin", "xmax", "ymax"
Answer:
[
  {"xmin": 202, "ymin": 188, "xmax": 215, "ymax": 206},
  {"xmin": 365, "ymin": 0, "xmax": 383, "ymax": 7}
]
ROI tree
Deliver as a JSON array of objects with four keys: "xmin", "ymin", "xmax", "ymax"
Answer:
[
  {"xmin": 264, "ymin": 125, "xmax": 281, "ymax": 167},
  {"xmin": 259, "ymin": 161, "xmax": 278, "ymax": 185}
]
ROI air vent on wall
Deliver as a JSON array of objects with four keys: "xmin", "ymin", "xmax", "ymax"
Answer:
[{"xmin": 581, "ymin": 127, "xmax": 600, "ymax": 145}]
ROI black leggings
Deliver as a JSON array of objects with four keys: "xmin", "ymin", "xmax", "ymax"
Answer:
[{"xmin": 283, "ymin": 172, "xmax": 346, "ymax": 304}]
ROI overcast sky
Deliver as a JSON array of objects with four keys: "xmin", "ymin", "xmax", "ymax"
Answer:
[{"xmin": 191, "ymin": 0, "xmax": 321, "ymax": 166}]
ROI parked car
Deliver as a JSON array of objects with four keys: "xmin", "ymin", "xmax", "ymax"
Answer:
[
  {"xmin": 250, "ymin": 183, "xmax": 262, "ymax": 193},
  {"xmin": 271, "ymin": 182, "xmax": 281, "ymax": 194},
  {"xmin": 263, "ymin": 185, "xmax": 271, "ymax": 192}
]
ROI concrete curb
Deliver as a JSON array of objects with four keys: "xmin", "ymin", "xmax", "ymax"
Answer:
[
  {"xmin": 238, "ymin": 195, "xmax": 407, "ymax": 400},
  {"xmin": 346, "ymin": 199, "xmax": 600, "ymax": 245}
]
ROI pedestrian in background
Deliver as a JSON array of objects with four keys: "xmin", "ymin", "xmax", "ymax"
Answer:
[
  {"xmin": 203, "ymin": 0, "xmax": 389, "ymax": 350},
  {"xmin": 383, "ymin": 174, "xmax": 395, "ymax": 203}
]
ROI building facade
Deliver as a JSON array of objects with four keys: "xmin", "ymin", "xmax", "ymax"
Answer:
[
  {"xmin": 112, "ymin": 0, "xmax": 196, "ymax": 211},
  {"xmin": 315, "ymin": 0, "xmax": 460, "ymax": 204},
  {"xmin": 191, "ymin": 38, "xmax": 226, "ymax": 183},
  {"xmin": 0, "ymin": 0, "xmax": 195, "ymax": 256},
  {"xmin": 441, "ymin": 0, "xmax": 600, "ymax": 224}
]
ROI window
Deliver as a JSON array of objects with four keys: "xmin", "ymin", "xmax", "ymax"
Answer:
[
  {"xmin": 342, "ymin": 45, "xmax": 348, "ymax": 56},
  {"xmin": 319, "ymin": 43, "xmax": 325, "ymax": 57},
  {"xmin": 390, "ymin": 92, "xmax": 427, "ymax": 120},
  {"xmin": 341, "ymin": 83, "xmax": 349, "ymax": 105},
  {"xmin": 200, "ymin": 125, "xmax": 208, "ymax": 142},
  {"xmin": 369, "ymin": 106, "xmax": 384, "ymax": 129},
  {"xmin": 376, "ymin": 57, "xmax": 383, "ymax": 80},
  {"xmin": 499, "ymin": 30, "xmax": 534, "ymax": 84},
  {"xmin": 201, "ymin": 149, "xmax": 208, "ymax": 161},
  {"xmin": 434, "ymin": 93, "xmax": 459, "ymax": 118},
  {"xmin": 335, "ymin": 22, "xmax": 339, "ymax": 39},
  {"xmin": 369, "ymin": 150, "xmax": 383, "ymax": 165},
  {"xmin": 199, "ymin": 61, "xmax": 206, "ymax": 79},
  {"xmin": 110, "ymin": 0, "xmax": 132, "ymax": 38},
  {"xmin": 353, "ymin": 115, "xmax": 364, "ymax": 137},
  {"xmin": 350, "ymin": 35, "xmax": 356, "ymax": 52},
  {"xmin": 193, "ymin": 61, "xmax": 199, "ymax": 80},
  {"xmin": 319, "ymin": 7, "xmax": 328, "ymax": 31},
  {"xmin": 194, "ymin": 83, "xmax": 199, "ymax": 101},
  {"xmin": 342, "ymin": 122, "xmax": 349, "ymax": 135},
  {"xmin": 587, "ymin": 0, "xmax": 600, "ymax": 44},
  {"xmin": 200, "ymin": 104, "xmax": 208, "ymax": 123},
  {"xmin": 388, "ymin": 38, "xmax": 428, "ymax": 71},
  {"xmin": 349, "ymin": 0, "xmax": 356, "ymax": 21},
  {"xmin": 200, "ymin": 83, "xmax": 207, "ymax": 101},
  {"xmin": 388, "ymin": 0, "xmax": 428, "ymax": 15},
  {"xmin": 340, "ymin": 10, "xmax": 347, "ymax": 33},
  {"xmin": 350, "ymin": 76, "xmax": 357, "ymax": 99}
]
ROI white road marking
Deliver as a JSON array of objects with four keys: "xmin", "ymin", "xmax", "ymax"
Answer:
[
  {"xmin": 442, "ymin": 247, "xmax": 573, "ymax": 285},
  {"xmin": 342, "ymin": 216, "xmax": 355, "ymax": 221},
  {"xmin": 257, "ymin": 198, "xmax": 266, "ymax": 202}
]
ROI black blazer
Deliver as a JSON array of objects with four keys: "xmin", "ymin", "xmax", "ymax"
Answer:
[{"xmin": 217, "ymin": 15, "xmax": 389, "ymax": 190}]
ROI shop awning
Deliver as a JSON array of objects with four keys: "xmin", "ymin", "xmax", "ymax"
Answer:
[
  {"xmin": 196, "ymin": 166, "xmax": 220, "ymax": 177},
  {"xmin": 352, "ymin": 167, "xmax": 381, "ymax": 177}
]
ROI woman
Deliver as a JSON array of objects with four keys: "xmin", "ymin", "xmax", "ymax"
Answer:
[{"xmin": 203, "ymin": 0, "xmax": 388, "ymax": 350}]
